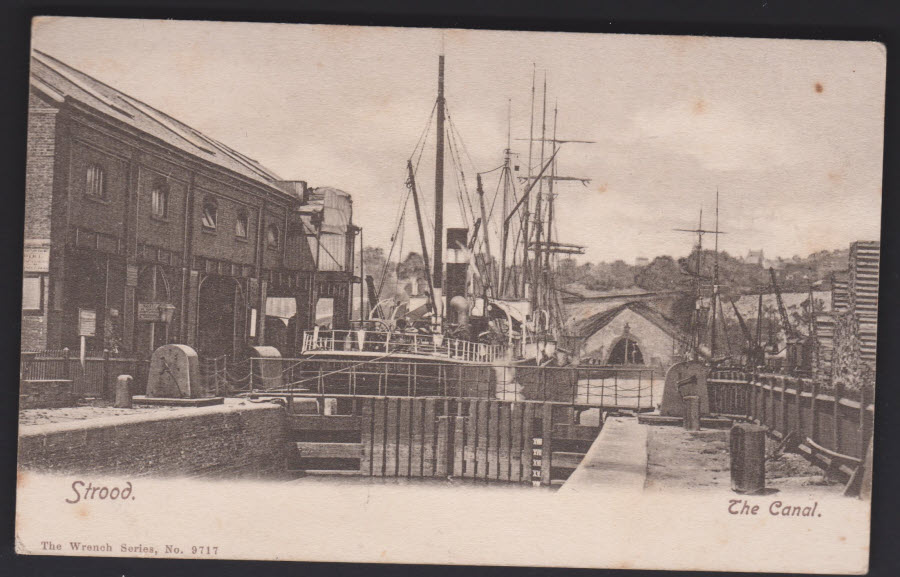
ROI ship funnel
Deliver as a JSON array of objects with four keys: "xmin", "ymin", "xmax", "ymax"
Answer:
[{"xmin": 446, "ymin": 227, "xmax": 469, "ymax": 323}]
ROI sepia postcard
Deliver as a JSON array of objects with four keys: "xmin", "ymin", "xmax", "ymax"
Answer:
[{"xmin": 16, "ymin": 16, "xmax": 883, "ymax": 573}]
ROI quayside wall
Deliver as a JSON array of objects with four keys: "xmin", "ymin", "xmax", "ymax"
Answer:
[{"xmin": 18, "ymin": 401, "xmax": 288, "ymax": 478}]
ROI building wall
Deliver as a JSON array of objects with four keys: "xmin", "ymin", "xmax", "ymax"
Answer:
[
  {"xmin": 23, "ymin": 73, "xmax": 355, "ymax": 360},
  {"xmin": 580, "ymin": 308, "xmax": 679, "ymax": 369},
  {"xmin": 67, "ymin": 131, "xmax": 129, "ymax": 240},
  {"xmin": 21, "ymin": 93, "xmax": 60, "ymax": 351},
  {"xmin": 18, "ymin": 403, "xmax": 287, "ymax": 478},
  {"xmin": 25, "ymin": 94, "xmax": 311, "ymax": 356}
]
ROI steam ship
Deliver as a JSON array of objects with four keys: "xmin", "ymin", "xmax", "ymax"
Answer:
[{"xmin": 297, "ymin": 55, "xmax": 590, "ymax": 399}]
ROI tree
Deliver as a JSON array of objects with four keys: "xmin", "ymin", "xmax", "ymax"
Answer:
[{"xmin": 635, "ymin": 256, "xmax": 690, "ymax": 292}]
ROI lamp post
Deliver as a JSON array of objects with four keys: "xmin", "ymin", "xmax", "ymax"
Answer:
[{"xmin": 158, "ymin": 303, "xmax": 176, "ymax": 344}]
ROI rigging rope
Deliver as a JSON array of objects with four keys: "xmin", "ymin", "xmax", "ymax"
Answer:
[
  {"xmin": 444, "ymin": 107, "xmax": 479, "ymax": 227},
  {"xmin": 444, "ymin": 116, "xmax": 474, "ymax": 229}
]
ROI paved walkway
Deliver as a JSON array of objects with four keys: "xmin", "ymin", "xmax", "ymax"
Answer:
[{"xmin": 559, "ymin": 416, "xmax": 648, "ymax": 494}]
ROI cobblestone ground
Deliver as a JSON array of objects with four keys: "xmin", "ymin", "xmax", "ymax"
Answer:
[{"xmin": 643, "ymin": 424, "xmax": 843, "ymax": 496}]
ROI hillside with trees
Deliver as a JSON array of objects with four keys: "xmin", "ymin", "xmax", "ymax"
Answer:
[{"xmin": 362, "ymin": 245, "xmax": 851, "ymax": 302}]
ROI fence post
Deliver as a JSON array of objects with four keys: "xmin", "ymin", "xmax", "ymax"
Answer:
[
  {"xmin": 859, "ymin": 384, "xmax": 870, "ymax": 460},
  {"xmin": 780, "ymin": 376, "xmax": 788, "ymax": 436},
  {"xmin": 573, "ymin": 368, "xmax": 578, "ymax": 405},
  {"xmin": 614, "ymin": 372, "xmax": 618, "ymax": 407},
  {"xmin": 102, "ymin": 349, "xmax": 111, "ymax": 400},
  {"xmin": 650, "ymin": 371, "xmax": 654, "ymax": 409},
  {"xmin": 214, "ymin": 357, "xmax": 221, "ymax": 396},
  {"xmin": 63, "ymin": 347, "xmax": 71, "ymax": 381},
  {"xmin": 811, "ymin": 378, "xmax": 819, "ymax": 443},
  {"xmin": 832, "ymin": 380, "xmax": 843, "ymax": 453},
  {"xmin": 749, "ymin": 373, "xmax": 756, "ymax": 421},
  {"xmin": 637, "ymin": 371, "xmax": 642, "ymax": 411}
]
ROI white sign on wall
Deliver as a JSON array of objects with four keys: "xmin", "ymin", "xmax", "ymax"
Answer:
[{"xmin": 23, "ymin": 247, "xmax": 50, "ymax": 272}]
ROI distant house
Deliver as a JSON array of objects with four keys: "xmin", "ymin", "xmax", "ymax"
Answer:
[
  {"xmin": 634, "ymin": 257, "xmax": 650, "ymax": 267},
  {"xmin": 745, "ymin": 249, "xmax": 765, "ymax": 266},
  {"xmin": 575, "ymin": 301, "xmax": 692, "ymax": 370}
]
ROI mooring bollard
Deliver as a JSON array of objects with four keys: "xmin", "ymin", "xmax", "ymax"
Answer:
[
  {"xmin": 321, "ymin": 397, "xmax": 337, "ymax": 415},
  {"xmin": 115, "ymin": 375, "xmax": 133, "ymax": 408},
  {"xmin": 683, "ymin": 395, "xmax": 701, "ymax": 431},
  {"xmin": 730, "ymin": 423, "xmax": 767, "ymax": 494}
]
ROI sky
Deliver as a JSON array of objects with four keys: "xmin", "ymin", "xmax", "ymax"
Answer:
[{"xmin": 31, "ymin": 17, "xmax": 886, "ymax": 263}]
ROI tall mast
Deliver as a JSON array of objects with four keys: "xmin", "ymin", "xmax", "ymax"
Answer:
[
  {"xmin": 407, "ymin": 161, "xmax": 436, "ymax": 313},
  {"xmin": 674, "ymin": 200, "xmax": 726, "ymax": 358},
  {"xmin": 433, "ymin": 54, "xmax": 445, "ymax": 320},
  {"xmin": 532, "ymin": 73, "xmax": 547, "ymax": 314},
  {"xmin": 756, "ymin": 290, "xmax": 764, "ymax": 354},
  {"xmin": 477, "ymin": 173, "xmax": 493, "ymax": 294},
  {"xmin": 521, "ymin": 64, "xmax": 536, "ymax": 297},
  {"xmin": 710, "ymin": 189, "xmax": 720, "ymax": 358},
  {"xmin": 544, "ymin": 102, "xmax": 558, "ymax": 311},
  {"xmin": 695, "ymin": 210, "xmax": 703, "ymax": 356},
  {"xmin": 500, "ymin": 99, "xmax": 512, "ymax": 296}
]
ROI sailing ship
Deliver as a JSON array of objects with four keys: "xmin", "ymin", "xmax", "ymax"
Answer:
[{"xmin": 298, "ymin": 55, "xmax": 590, "ymax": 398}]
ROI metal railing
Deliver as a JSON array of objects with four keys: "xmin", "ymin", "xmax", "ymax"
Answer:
[
  {"xmin": 301, "ymin": 329, "xmax": 507, "ymax": 364},
  {"xmin": 247, "ymin": 356, "xmax": 658, "ymax": 409}
]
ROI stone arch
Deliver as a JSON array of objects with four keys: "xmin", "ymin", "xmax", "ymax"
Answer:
[{"xmin": 607, "ymin": 324, "xmax": 645, "ymax": 365}]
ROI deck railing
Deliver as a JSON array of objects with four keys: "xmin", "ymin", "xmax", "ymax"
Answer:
[
  {"xmin": 301, "ymin": 329, "xmax": 507, "ymax": 364},
  {"xmin": 247, "ymin": 356, "xmax": 658, "ymax": 409}
]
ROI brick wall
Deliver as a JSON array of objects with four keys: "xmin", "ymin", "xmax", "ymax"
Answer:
[
  {"xmin": 18, "ymin": 403, "xmax": 288, "ymax": 478},
  {"xmin": 21, "ymin": 92, "xmax": 59, "ymax": 351},
  {"xmin": 24, "ymin": 92, "xmax": 57, "ymax": 240}
]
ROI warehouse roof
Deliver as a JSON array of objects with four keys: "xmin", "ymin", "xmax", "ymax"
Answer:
[{"xmin": 30, "ymin": 50, "xmax": 285, "ymax": 190}]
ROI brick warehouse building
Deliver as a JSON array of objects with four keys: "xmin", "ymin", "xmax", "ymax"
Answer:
[{"xmin": 22, "ymin": 51, "xmax": 358, "ymax": 360}]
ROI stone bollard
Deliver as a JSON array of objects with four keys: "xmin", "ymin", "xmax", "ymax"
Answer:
[
  {"xmin": 683, "ymin": 395, "xmax": 701, "ymax": 431},
  {"xmin": 730, "ymin": 423, "xmax": 767, "ymax": 494},
  {"xmin": 321, "ymin": 397, "xmax": 338, "ymax": 415},
  {"xmin": 115, "ymin": 375, "xmax": 133, "ymax": 408}
]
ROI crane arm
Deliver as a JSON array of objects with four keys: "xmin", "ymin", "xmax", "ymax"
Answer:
[
  {"xmin": 730, "ymin": 299, "xmax": 753, "ymax": 346},
  {"xmin": 769, "ymin": 267, "xmax": 798, "ymax": 340}
]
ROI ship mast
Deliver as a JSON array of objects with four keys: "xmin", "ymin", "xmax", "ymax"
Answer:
[
  {"xmin": 710, "ymin": 188, "xmax": 720, "ymax": 357},
  {"xmin": 544, "ymin": 102, "xmax": 558, "ymax": 311},
  {"xmin": 532, "ymin": 73, "xmax": 548, "ymax": 317},
  {"xmin": 521, "ymin": 65, "xmax": 536, "ymax": 298},
  {"xmin": 432, "ymin": 54, "xmax": 446, "ymax": 326},
  {"xmin": 674, "ymin": 197, "xmax": 726, "ymax": 359},
  {"xmin": 500, "ymin": 100, "xmax": 512, "ymax": 296}
]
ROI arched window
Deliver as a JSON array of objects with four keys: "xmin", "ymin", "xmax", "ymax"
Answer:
[
  {"xmin": 201, "ymin": 196, "xmax": 218, "ymax": 230},
  {"xmin": 235, "ymin": 209, "xmax": 249, "ymax": 238},
  {"xmin": 86, "ymin": 164, "xmax": 106, "ymax": 199},
  {"xmin": 151, "ymin": 179, "xmax": 169, "ymax": 218},
  {"xmin": 266, "ymin": 223, "xmax": 280, "ymax": 248}
]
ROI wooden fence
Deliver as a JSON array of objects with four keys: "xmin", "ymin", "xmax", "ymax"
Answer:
[
  {"xmin": 707, "ymin": 370, "xmax": 874, "ymax": 478},
  {"xmin": 289, "ymin": 395, "xmax": 600, "ymax": 486},
  {"xmin": 20, "ymin": 350, "xmax": 149, "ymax": 398}
]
